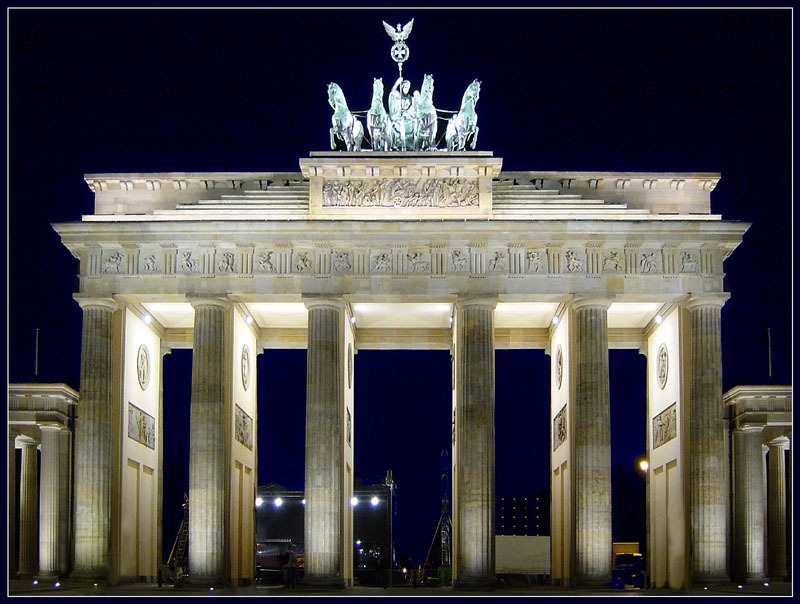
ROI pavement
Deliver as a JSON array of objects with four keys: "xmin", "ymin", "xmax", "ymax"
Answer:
[{"xmin": 6, "ymin": 578, "xmax": 793, "ymax": 598}]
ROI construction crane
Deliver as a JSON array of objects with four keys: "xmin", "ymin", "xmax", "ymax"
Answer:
[{"xmin": 422, "ymin": 450, "xmax": 452, "ymax": 585}]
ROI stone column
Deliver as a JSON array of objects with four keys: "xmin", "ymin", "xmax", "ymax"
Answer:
[
  {"xmin": 187, "ymin": 298, "xmax": 229, "ymax": 585},
  {"xmin": 453, "ymin": 297, "xmax": 496, "ymax": 590},
  {"xmin": 18, "ymin": 437, "xmax": 39, "ymax": 577},
  {"xmin": 767, "ymin": 437, "xmax": 788, "ymax": 581},
  {"xmin": 9, "ymin": 432, "xmax": 18, "ymax": 577},
  {"xmin": 303, "ymin": 298, "xmax": 345, "ymax": 588},
  {"xmin": 572, "ymin": 298, "xmax": 612, "ymax": 586},
  {"xmin": 38, "ymin": 425, "xmax": 64, "ymax": 578},
  {"xmin": 72, "ymin": 298, "xmax": 117, "ymax": 579},
  {"xmin": 733, "ymin": 426, "xmax": 765, "ymax": 581},
  {"xmin": 686, "ymin": 297, "xmax": 728, "ymax": 583}
]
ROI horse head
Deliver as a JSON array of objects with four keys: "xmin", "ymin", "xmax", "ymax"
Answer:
[
  {"xmin": 371, "ymin": 78, "xmax": 385, "ymax": 110},
  {"xmin": 328, "ymin": 82, "xmax": 345, "ymax": 110},
  {"xmin": 463, "ymin": 79, "xmax": 481, "ymax": 108}
]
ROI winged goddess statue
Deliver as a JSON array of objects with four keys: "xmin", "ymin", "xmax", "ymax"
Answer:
[{"xmin": 383, "ymin": 19, "xmax": 414, "ymax": 76}]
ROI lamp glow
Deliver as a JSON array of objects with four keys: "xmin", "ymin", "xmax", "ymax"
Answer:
[
  {"xmin": 301, "ymin": 499, "xmax": 306, "ymax": 505},
  {"xmin": 371, "ymin": 496, "xmax": 379, "ymax": 506},
  {"xmin": 274, "ymin": 497, "xmax": 283, "ymax": 507},
  {"xmin": 351, "ymin": 497, "xmax": 359, "ymax": 506},
  {"xmin": 655, "ymin": 314, "xmax": 664, "ymax": 324},
  {"xmin": 255, "ymin": 497, "xmax": 263, "ymax": 507},
  {"xmin": 350, "ymin": 315, "xmax": 356, "ymax": 325},
  {"xmin": 143, "ymin": 314, "xmax": 152, "ymax": 324},
  {"xmin": 552, "ymin": 316, "xmax": 559, "ymax": 325},
  {"xmin": 639, "ymin": 459, "xmax": 649, "ymax": 473}
]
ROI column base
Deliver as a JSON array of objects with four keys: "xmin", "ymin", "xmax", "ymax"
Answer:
[
  {"xmin": 452, "ymin": 575, "xmax": 497, "ymax": 591},
  {"xmin": 300, "ymin": 574, "xmax": 346, "ymax": 590},
  {"xmin": 692, "ymin": 573, "xmax": 730, "ymax": 586},
  {"xmin": 176, "ymin": 574, "xmax": 229, "ymax": 588},
  {"xmin": 69, "ymin": 569, "xmax": 108, "ymax": 581}
]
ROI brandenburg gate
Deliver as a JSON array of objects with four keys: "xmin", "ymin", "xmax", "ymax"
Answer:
[{"xmin": 47, "ymin": 19, "xmax": 753, "ymax": 591}]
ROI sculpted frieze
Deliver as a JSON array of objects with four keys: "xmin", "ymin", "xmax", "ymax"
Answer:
[
  {"xmin": 322, "ymin": 178, "xmax": 479, "ymax": 208},
  {"xmin": 83, "ymin": 241, "xmax": 714, "ymax": 280}
]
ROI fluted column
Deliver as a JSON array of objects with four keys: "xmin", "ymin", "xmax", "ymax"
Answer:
[
  {"xmin": 453, "ymin": 297, "xmax": 496, "ymax": 590},
  {"xmin": 72, "ymin": 298, "xmax": 117, "ymax": 579},
  {"xmin": 572, "ymin": 298, "xmax": 612, "ymax": 585},
  {"xmin": 303, "ymin": 298, "xmax": 345, "ymax": 588},
  {"xmin": 686, "ymin": 297, "xmax": 728, "ymax": 583},
  {"xmin": 18, "ymin": 437, "xmax": 39, "ymax": 577},
  {"xmin": 733, "ymin": 426, "xmax": 765, "ymax": 581},
  {"xmin": 766, "ymin": 437, "xmax": 788, "ymax": 580},
  {"xmin": 187, "ymin": 298, "xmax": 229, "ymax": 585},
  {"xmin": 9, "ymin": 432, "xmax": 18, "ymax": 577},
  {"xmin": 38, "ymin": 425, "xmax": 64, "ymax": 578}
]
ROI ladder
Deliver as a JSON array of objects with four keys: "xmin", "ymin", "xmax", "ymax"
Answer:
[{"xmin": 167, "ymin": 493, "xmax": 189, "ymax": 571}]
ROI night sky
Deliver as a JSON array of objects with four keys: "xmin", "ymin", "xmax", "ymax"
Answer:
[{"xmin": 8, "ymin": 8, "xmax": 792, "ymax": 568}]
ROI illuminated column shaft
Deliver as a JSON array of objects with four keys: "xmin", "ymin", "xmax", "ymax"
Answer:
[
  {"xmin": 9, "ymin": 433, "xmax": 18, "ymax": 577},
  {"xmin": 453, "ymin": 298, "xmax": 496, "ymax": 589},
  {"xmin": 18, "ymin": 438, "xmax": 39, "ymax": 576},
  {"xmin": 38, "ymin": 426, "xmax": 68, "ymax": 578},
  {"xmin": 304, "ymin": 299, "xmax": 345, "ymax": 587},
  {"xmin": 733, "ymin": 427, "xmax": 765, "ymax": 581},
  {"xmin": 766, "ymin": 438, "xmax": 788, "ymax": 580},
  {"xmin": 687, "ymin": 299, "xmax": 728, "ymax": 583},
  {"xmin": 572, "ymin": 299, "xmax": 612, "ymax": 585},
  {"xmin": 72, "ymin": 299, "xmax": 116, "ymax": 578},
  {"xmin": 188, "ymin": 299, "xmax": 229, "ymax": 583}
]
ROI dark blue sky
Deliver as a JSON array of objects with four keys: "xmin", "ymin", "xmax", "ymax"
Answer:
[{"xmin": 8, "ymin": 8, "xmax": 792, "ymax": 567}]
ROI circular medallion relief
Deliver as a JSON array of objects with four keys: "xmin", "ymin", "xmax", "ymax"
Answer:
[
  {"xmin": 136, "ymin": 344, "xmax": 150, "ymax": 391},
  {"xmin": 556, "ymin": 345, "xmax": 563, "ymax": 390},
  {"xmin": 347, "ymin": 343, "xmax": 353, "ymax": 390},
  {"xmin": 241, "ymin": 345, "xmax": 251, "ymax": 391},
  {"xmin": 657, "ymin": 343, "xmax": 669, "ymax": 390}
]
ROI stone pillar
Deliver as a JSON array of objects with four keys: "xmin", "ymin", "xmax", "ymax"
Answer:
[
  {"xmin": 453, "ymin": 297, "xmax": 496, "ymax": 590},
  {"xmin": 187, "ymin": 298, "xmax": 229, "ymax": 585},
  {"xmin": 686, "ymin": 297, "xmax": 728, "ymax": 583},
  {"xmin": 18, "ymin": 437, "xmax": 39, "ymax": 577},
  {"xmin": 767, "ymin": 437, "xmax": 788, "ymax": 581},
  {"xmin": 572, "ymin": 298, "xmax": 612, "ymax": 585},
  {"xmin": 303, "ymin": 298, "xmax": 345, "ymax": 588},
  {"xmin": 72, "ymin": 298, "xmax": 117, "ymax": 579},
  {"xmin": 9, "ymin": 432, "xmax": 18, "ymax": 577},
  {"xmin": 733, "ymin": 426, "xmax": 765, "ymax": 581},
  {"xmin": 38, "ymin": 425, "xmax": 65, "ymax": 578}
]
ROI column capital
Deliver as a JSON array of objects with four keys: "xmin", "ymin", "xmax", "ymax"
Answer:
[
  {"xmin": 187, "ymin": 296, "xmax": 230, "ymax": 310},
  {"xmin": 767, "ymin": 436, "xmax": 790, "ymax": 451},
  {"xmin": 455, "ymin": 296, "xmax": 497, "ymax": 310},
  {"xmin": 17, "ymin": 436, "xmax": 38, "ymax": 447},
  {"xmin": 38, "ymin": 422, "xmax": 65, "ymax": 433},
  {"xmin": 684, "ymin": 293, "xmax": 730, "ymax": 310},
  {"xmin": 571, "ymin": 296, "xmax": 612, "ymax": 311},
  {"xmin": 735, "ymin": 424, "xmax": 764, "ymax": 434},
  {"xmin": 74, "ymin": 296, "xmax": 118, "ymax": 311},
  {"xmin": 302, "ymin": 295, "xmax": 346, "ymax": 311}
]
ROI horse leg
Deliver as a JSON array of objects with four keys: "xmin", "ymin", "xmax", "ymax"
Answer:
[
  {"xmin": 470, "ymin": 126, "xmax": 479, "ymax": 150},
  {"xmin": 330, "ymin": 127, "xmax": 336, "ymax": 150}
]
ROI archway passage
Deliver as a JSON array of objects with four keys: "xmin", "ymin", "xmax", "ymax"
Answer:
[{"xmin": 353, "ymin": 349, "xmax": 452, "ymax": 571}]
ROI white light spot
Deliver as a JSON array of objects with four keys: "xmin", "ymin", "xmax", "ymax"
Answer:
[
  {"xmin": 255, "ymin": 497, "xmax": 263, "ymax": 507},
  {"xmin": 371, "ymin": 496, "xmax": 379, "ymax": 506},
  {"xmin": 274, "ymin": 497, "xmax": 283, "ymax": 508},
  {"xmin": 301, "ymin": 499, "xmax": 306, "ymax": 505},
  {"xmin": 351, "ymin": 497, "xmax": 359, "ymax": 506},
  {"xmin": 143, "ymin": 314, "xmax": 152, "ymax": 324},
  {"xmin": 350, "ymin": 315, "xmax": 356, "ymax": 325},
  {"xmin": 245, "ymin": 315, "xmax": 253, "ymax": 325},
  {"xmin": 655, "ymin": 314, "xmax": 664, "ymax": 324},
  {"xmin": 552, "ymin": 316, "xmax": 559, "ymax": 325}
]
